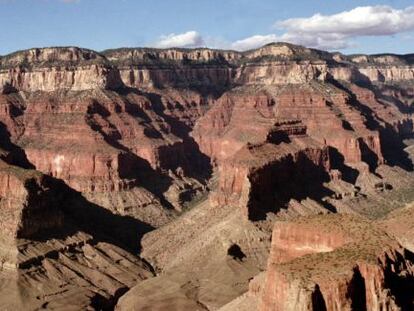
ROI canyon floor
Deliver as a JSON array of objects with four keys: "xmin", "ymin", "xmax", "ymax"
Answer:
[{"xmin": 0, "ymin": 43, "xmax": 414, "ymax": 310}]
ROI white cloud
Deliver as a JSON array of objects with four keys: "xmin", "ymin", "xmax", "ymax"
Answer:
[
  {"xmin": 154, "ymin": 31, "xmax": 205, "ymax": 48},
  {"xmin": 231, "ymin": 34, "xmax": 279, "ymax": 51},
  {"xmin": 277, "ymin": 6, "xmax": 414, "ymax": 37},
  {"xmin": 228, "ymin": 6, "xmax": 414, "ymax": 51},
  {"xmin": 150, "ymin": 6, "xmax": 414, "ymax": 51},
  {"xmin": 230, "ymin": 33, "xmax": 349, "ymax": 51},
  {"xmin": 280, "ymin": 32, "xmax": 350, "ymax": 50}
]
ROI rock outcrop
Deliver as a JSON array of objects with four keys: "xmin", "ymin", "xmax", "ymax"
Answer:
[
  {"xmin": 0, "ymin": 160, "xmax": 64, "ymax": 244},
  {"xmin": 380, "ymin": 203, "xmax": 414, "ymax": 252},
  {"xmin": 0, "ymin": 47, "xmax": 123, "ymax": 92},
  {"xmin": 0, "ymin": 87, "xmax": 208, "ymax": 226},
  {"xmin": 258, "ymin": 214, "xmax": 414, "ymax": 311},
  {"xmin": 1, "ymin": 43, "xmax": 413, "ymax": 93},
  {"xmin": 103, "ymin": 47, "xmax": 239, "ymax": 91},
  {"xmin": 211, "ymin": 139, "xmax": 330, "ymax": 220},
  {"xmin": 0, "ymin": 157, "xmax": 154, "ymax": 310}
]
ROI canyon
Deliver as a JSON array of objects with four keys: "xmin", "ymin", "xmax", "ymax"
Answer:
[{"xmin": 0, "ymin": 42, "xmax": 413, "ymax": 310}]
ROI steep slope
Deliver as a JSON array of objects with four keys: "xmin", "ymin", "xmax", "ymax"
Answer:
[
  {"xmin": 116, "ymin": 199, "xmax": 271, "ymax": 310},
  {"xmin": 259, "ymin": 215, "xmax": 414, "ymax": 311},
  {"xmin": 0, "ymin": 47, "xmax": 122, "ymax": 92},
  {"xmin": 380, "ymin": 203, "xmax": 414, "ymax": 252},
  {"xmin": 0, "ymin": 158, "xmax": 154, "ymax": 310},
  {"xmin": 221, "ymin": 214, "xmax": 414, "ymax": 311}
]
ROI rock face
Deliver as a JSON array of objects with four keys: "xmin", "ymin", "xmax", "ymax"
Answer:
[
  {"xmin": 0, "ymin": 87, "xmax": 208, "ymax": 226},
  {"xmin": 192, "ymin": 79, "xmax": 388, "ymax": 220},
  {"xmin": 2, "ymin": 44, "xmax": 413, "ymax": 94},
  {"xmin": 0, "ymin": 160, "xmax": 64, "ymax": 243},
  {"xmin": 0, "ymin": 157, "xmax": 154, "ymax": 309},
  {"xmin": 103, "ymin": 47, "xmax": 239, "ymax": 91},
  {"xmin": 211, "ymin": 138, "xmax": 330, "ymax": 220},
  {"xmin": 0, "ymin": 47, "xmax": 123, "ymax": 92},
  {"xmin": 259, "ymin": 215, "xmax": 414, "ymax": 311},
  {"xmin": 0, "ymin": 42, "xmax": 414, "ymax": 310}
]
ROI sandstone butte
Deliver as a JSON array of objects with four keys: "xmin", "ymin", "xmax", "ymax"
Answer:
[{"xmin": 0, "ymin": 43, "xmax": 413, "ymax": 310}]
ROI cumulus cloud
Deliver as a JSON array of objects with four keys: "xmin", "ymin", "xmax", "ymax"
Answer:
[
  {"xmin": 231, "ymin": 34, "xmax": 279, "ymax": 51},
  {"xmin": 154, "ymin": 31, "xmax": 205, "ymax": 48},
  {"xmin": 151, "ymin": 6, "xmax": 414, "ymax": 51},
  {"xmin": 230, "ymin": 33, "xmax": 348, "ymax": 51},
  {"xmin": 281, "ymin": 32, "xmax": 349, "ymax": 50},
  {"xmin": 233, "ymin": 5, "xmax": 414, "ymax": 51},
  {"xmin": 277, "ymin": 6, "xmax": 414, "ymax": 37}
]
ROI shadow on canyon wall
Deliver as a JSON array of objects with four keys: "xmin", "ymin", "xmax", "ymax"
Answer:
[
  {"xmin": 384, "ymin": 249, "xmax": 414, "ymax": 311},
  {"xmin": 133, "ymin": 89, "xmax": 213, "ymax": 182},
  {"xmin": 86, "ymin": 98, "xmax": 177, "ymax": 210},
  {"xmin": 373, "ymin": 84, "xmax": 414, "ymax": 115},
  {"xmin": 0, "ymin": 126, "xmax": 154, "ymax": 255},
  {"xmin": 27, "ymin": 175, "xmax": 155, "ymax": 254},
  {"xmin": 0, "ymin": 122, "xmax": 34, "ymax": 169},
  {"xmin": 329, "ymin": 147, "xmax": 360, "ymax": 183},
  {"xmin": 247, "ymin": 154, "xmax": 336, "ymax": 221},
  {"xmin": 329, "ymin": 79, "xmax": 414, "ymax": 171}
]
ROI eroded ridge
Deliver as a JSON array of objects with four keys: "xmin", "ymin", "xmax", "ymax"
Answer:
[{"xmin": 222, "ymin": 214, "xmax": 414, "ymax": 311}]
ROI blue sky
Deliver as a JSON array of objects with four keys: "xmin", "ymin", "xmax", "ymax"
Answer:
[{"xmin": 0, "ymin": 0, "xmax": 413, "ymax": 55}]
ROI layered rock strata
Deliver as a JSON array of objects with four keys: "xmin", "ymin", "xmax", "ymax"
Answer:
[
  {"xmin": 0, "ymin": 160, "xmax": 64, "ymax": 245},
  {"xmin": 0, "ymin": 87, "xmax": 207, "ymax": 226},
  {"xmin": 0, "ymin": 156, "xmax": 154, "ymax": 309},
  {"xmin": 258, "ymin": 214, "xmax": 414, "ymax": 311},
  {"xmin": 1, "ymin": 43, "xmax": 413, "ymax": 93},
  {"xmin": 211, "ymin": 139, "xmax": 330, "ymax": 220},
  {"xmin": 0, "ymin": 47, "xmax": 123, "ymax": 92},
  {"xmin": 0, "ymin": 42, "xmax": 413, "ymax": 310}
]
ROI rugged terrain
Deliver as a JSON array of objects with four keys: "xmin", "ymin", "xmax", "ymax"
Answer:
[{"xmin": 0, "ymin": 43, "xmax": 414, "ymax": 310}]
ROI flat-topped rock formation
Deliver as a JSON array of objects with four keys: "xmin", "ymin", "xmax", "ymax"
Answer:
[
  {"xmin": 0, "ymin": 47, "xmax": 123, "ymax": 92},
  {"xmin": 211, "ymin": 139, "xmax": 330, "ymax": 220},
  {"xmin": 259, "ymin": 214, "xmax": 414, "ymax": 311},
  {"xmin": 221, "ymin": 214, "xmax": 414, "ymax": 311},
  {"xmin": 380, "ymin": 203, "xmax": 414, "ymax": 252},
  {"xmin": 1, "ymin": 43, "xmax": 413, "ymax": 93}
]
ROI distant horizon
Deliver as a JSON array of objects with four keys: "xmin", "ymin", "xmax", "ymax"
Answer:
[
  {"xmin": 1, "ymin": 0, "xmax": 413, "ymax": 56},
  {"xmin": 1, "ymin": 41, "xmax": 413, "ymax": 58}
]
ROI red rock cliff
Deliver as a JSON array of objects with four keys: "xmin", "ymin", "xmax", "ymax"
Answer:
[
  {"xmin": 0, "ymin": 47, "xmax": 123, "ymax": 92},
  {"xmin": 259, "ymin": 214, "xmax": 414, "ymax": 311}
]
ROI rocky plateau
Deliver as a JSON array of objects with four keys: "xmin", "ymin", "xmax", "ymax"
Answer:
[{"xmin": 0, "ymin": 42, "xmax": 414, "ymax": 310}]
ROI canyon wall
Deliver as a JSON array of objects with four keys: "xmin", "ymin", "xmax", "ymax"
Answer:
[
  {"xmin": 0, "ymin": 47, "xmax": 123, "ymax": 92},
  {"xmin": 210, "ymin": 139, "xmax": 330, "ymax": 220},
  {"xmin": 0, "ymin": 42, "xmax": 412, "ymax": 222},
  {"xmin": 1, "ymin": 44, "xmax": 413, "ymax": 93},
  {"xmin": 0, "ymin": 42, "xmax": 413, "ymax": 309},
  {"xmin": 259, "ymin": 215, "xmax": 414, "ymax": 311},
  {"xmin": 0, "ymin": 160, "xmax": 64, "ymax": 243}
]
